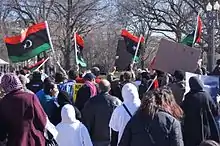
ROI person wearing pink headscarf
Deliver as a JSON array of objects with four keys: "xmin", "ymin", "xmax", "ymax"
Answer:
[{"xmin": 0, "ymin": 73, "xmax": 47, "ymax": 146}]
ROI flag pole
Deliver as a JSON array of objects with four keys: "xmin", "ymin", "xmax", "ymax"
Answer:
[
  {"xmin": 146, "ymin": 75, "xmax": 157, "ymax": 93},
  {"xmin": 132, "ymin": 34, "xmax": 143, "ymax": 66},
  {"xmin": 74, "ymin": 32, "xmax": 80, "ymax": 72},
  {"xmin": 45, "ymin": 21, "xmax": 55, "ymax": 55},
  {"xmin": 45, "ymin": 21, "xmax": 57, "ymax": 72},
  {"xmin": 192, "ymin": 10, "xmax": 201, "ymax": 47}
]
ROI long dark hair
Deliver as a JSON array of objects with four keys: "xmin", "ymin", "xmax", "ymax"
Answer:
[{"xmin": 139, "ymin": 87, "xmax": 183, "ymax": 119}]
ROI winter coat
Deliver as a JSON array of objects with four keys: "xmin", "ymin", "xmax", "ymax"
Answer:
[
  {"xmin": 82, "ymin": 92, "xmax": 121, "ymax": 146},
  {"xmin": 119, "ymin": 110, "xmax": 184, "ymax": 146},
  {"xmin": 182, "ymin": 76, "xmax": 220, "ymax": 146},
  {"xmin": 169, "ymin": 80, "xmax": 185, "ymax": 106},
  {"xmin": 26, "ymin": 80, "xmax": 43, "ymax": 94},
  {"xmin": 0, "ymin": 90, "xmax": 47, "ymax": 146}
]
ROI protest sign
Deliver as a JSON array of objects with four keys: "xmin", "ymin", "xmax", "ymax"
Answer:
[
  {"xmin": 73, "ymin": 83, "xmax": 83, "ymax": 102},
  {"xmin": 152, "ymin": 39, "xmax": 201, "ymax": 74},
  {"xmin": 185, "ymin": 72, "xmax": 219, "ymax": 99},
  {"xmin": 115, "ymin": 40, "xmax": 133, "ymax": 71}
]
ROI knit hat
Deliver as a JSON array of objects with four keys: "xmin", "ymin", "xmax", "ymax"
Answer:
[{"xmin": 1, "ymin": 73, "xmax": 23, "ymax": 94}]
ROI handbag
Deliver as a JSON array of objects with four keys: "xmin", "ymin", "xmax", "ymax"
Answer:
[{"xmin": 45, "ymin": 130, "xmax": 58, "ymax": 146}]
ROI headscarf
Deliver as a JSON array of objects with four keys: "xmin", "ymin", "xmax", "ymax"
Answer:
[
  {"xmin": 85, "ymin": 81, "xmax": 97, "ymax": 97},
  {"xmin": 1, "ymin": 73, "xmax": 23, "ymax": 94},
  {"xmin": 189, "ymin": 76, "xmax": 203, "ymax": 92},
  {"xmin": 122, "ymin": 83, "xmax": 141, "ymax": 107},
  {"xmin": 61, "ymin": 104, "xmax": 77, "ymax": 123},
  {"xmin": 58, "ymin": 91, "xmax": 72, "ymax": 107}
]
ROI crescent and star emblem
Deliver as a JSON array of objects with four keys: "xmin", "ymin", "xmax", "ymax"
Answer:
[{"xmin": 23, "ymin": 39, "xmax": 33, "ymax": 49}]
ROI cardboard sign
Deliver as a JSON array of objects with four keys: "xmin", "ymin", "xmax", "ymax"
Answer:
[
  {"xmin": 153, "ymin": 39, "xmax": 201, "ymax": 74},
  {"xmin": 115, "ymin": 40, "xmax": 133, "ymax": 71},
  {"xmin": 185, "ymin": 72, "xmax": 219, "ymax": 99},
  {"xmin": 73, "ymin": 83, "xmax": 83, "ymax": 102}
]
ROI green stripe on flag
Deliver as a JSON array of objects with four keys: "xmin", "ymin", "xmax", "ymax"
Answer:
[
  {"xmin": 9, "ymin": 43, "xmax": 51, "ymax": 63},
  {"xmin": 133, "ymin": 56, "xmax": 140, "ymax": 63}
]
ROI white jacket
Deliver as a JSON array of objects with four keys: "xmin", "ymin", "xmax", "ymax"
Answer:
[
  {"xmin": 56, "ymin": 104, "xmax": 93, "ymax": 146},
  {"xmin": 109, "ymin": 83, "xmax": 141, "ymax": 144}
]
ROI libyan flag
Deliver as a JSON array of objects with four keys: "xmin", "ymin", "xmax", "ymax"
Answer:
[
  {"xmin": 27, "ymin": 58, "xmax": 46, "ymax": 72},
  {"xmin": 121, "ymin": 29, "xmax": 144, "ymax": 63},
  {"xmin": 74, "ymin": 33, "xmax": 87, "ymax": 67},
  {"xmin": 181, "ymin": 14, "xmax": 202, "ymax": 47},
  {"xmin": 4, "ymin": 22, "xmax": 51, "ymax": 63}
]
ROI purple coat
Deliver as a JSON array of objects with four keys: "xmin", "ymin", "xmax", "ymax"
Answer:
[{"xmin": 0, "ymin": 90, "xmax": 47, "ymax": 146}]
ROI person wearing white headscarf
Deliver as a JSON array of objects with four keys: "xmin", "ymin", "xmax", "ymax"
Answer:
[
  {"xmin": 56, "ymin": 104, "xmax": 93, "ymax": 146},
  {"xmin": 109, "ymin": 83, "xmax": 141, "ymax": 146}
]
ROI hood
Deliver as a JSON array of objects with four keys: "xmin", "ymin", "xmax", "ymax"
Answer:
[
  {"xmin": 189, "ymin": 76, "xmax": 203, "ymax": 91},
  {"xmin": 122, "ymin": 83, "xmax": 140, "ymax": 105},
  {"xmin": 61, "ymin": 104, "xmax": 77, "ymax": 123},
  {"xmin": 58, "ymin": 91, "xmax": 71, "ymax": 106}
]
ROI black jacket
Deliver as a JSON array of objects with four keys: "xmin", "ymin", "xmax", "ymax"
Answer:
[
  {"xmin": 82, "ymin": 92, "xmax": 121, "ymax": 146},
  {"xmin": 182, "ymin": 76, "xmax": 220, "ymax": 146},
  {"xmin": 119, "ymin": 110, "xmax": 183, "ymax": 146},
  {"xmin": 75, "ymin": 84, "xmax": 91, "ymax": 111},
  {"xmin": 26, "ymin": 80, "xmax": 43, "ymax": 94}
]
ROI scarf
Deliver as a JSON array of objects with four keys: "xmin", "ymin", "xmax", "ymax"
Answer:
[{"xmin": 85, "ymin": 81, "xmax": 97, "ymax": 97}]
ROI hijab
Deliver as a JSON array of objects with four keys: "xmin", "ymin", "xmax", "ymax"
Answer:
[{"xmin": 1, "ymin": 73, "xmax": 23, "ymax": 94}]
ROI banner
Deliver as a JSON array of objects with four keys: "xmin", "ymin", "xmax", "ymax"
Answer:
[
  {"xmin": 153, "ymin": 39, "xmax": 201, "ymax": 74},
  {"xmin": 185, "ymin": 72, "xmax": 219, "ymax": 99},
  {"xmin": 73, "ymin": 83, "xmax": 83, "ymax": 102}
]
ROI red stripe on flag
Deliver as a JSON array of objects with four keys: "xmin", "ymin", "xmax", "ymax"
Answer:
[
  {"xmin": 4, "ymin": 22, "xmax": 46, "ymax": 44},
  {"xmin": 121, "ymin": 29, "xmax": 144, "ymax": 43},
  {"xmin": 75, "ymin": 33, "xmax": 84, "ymax": 48},
  {"xmin": 196, "ymin": 15, "xmax": 202, "ymax": 43},
  {"xmin": 28, "ymin": 58, "xmax": 45, "ymax": 70}
]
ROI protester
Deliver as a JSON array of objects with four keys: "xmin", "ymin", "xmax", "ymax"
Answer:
[
  {"xmin": 26, "ymin": 71, "xmax": 43, "ymax": 93},
  {"xmin": 39, "ymin": 81, "xmax": 59, "ymax": 123},
  {"xmin": 18, "ymin": 74, "xmax": 34, "ymax": 94},
  {"xmin": 169, "ymin": 70, "xmax": 185, "ymax": 106},
  {"xmin": 0, "ymin": 73, "xmax": 47, "ymax": 145},
  {"xmin": 109, "ymin": 83, "xmax": 141, "ymax": 145},
  {"xmin": 182, "ymin": 76, "xmax": 220, "ymax": 146},
  {"xmin": 55, "ymin": 72, "xmax": 66, "ymax": 84},
  {"xmin": 200, "ymin": 140, "xmax": 220, "ymax": 146},
  {"xmin": 52, "ymin": 91, "xmax": 81, "ymax": 125},
  {"xmin": 212, "ymin": 59, "xmax": 220, "ymax": 76},
  {"xmin": 138, "ymin": 72, "xmax": 152, "ymax": 100},
  {"xmin": 56, "ymin": 104, "xmax": 93, "ymax": 146},
  {"xmin": 91, "ymin": 67, "xmax": 101, "ymax": 83},
  {"xmin": 82, "ymin": 79, "xmax": 121, "ymax": 146},
  {"xmin": 36, "ymin": 77, "xmax": 53, "ymax": 100},
  {"xmin": 119, "ymin": 88, "xmax": 184, "ymax": 146},
  {"xmin": 57, "ymin": 70, "xmax": 77, "ymax": 98},
  {"xmin": 195, "ymin": 59, "xmax": 203, "ymax": 75},
  {"xmin": 75, "ymin": 73, "xmax": 97, "ymax": 111}
]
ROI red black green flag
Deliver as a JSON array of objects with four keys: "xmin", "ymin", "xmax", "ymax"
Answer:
[
  {"xmin": 27, "ymin": 58, "xmax": 46, "ymax": 71},
  {"xmin": 181, "ymin": 14, "xmax": 202, "ymax": 47},
  {"xmin": 4, "ymin": 22, "xmax": 51, "ymax": 63},
  {"xmin": 121, "ymin": 29, "xmax": 144, "ymax": 62},
  {"xmin": 74, "ymin": 33, "xmax": 87, "ymax": 67}
]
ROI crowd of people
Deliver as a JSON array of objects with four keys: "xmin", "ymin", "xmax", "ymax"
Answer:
[{"xmin": 0, "ymin": 64, "xmax": 220, "ymax": 146}]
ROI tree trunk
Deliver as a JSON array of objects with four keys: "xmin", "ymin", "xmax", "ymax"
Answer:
[{"xmin": 64, "ymin": 50, "xmax": 71, "ymax": 70}]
